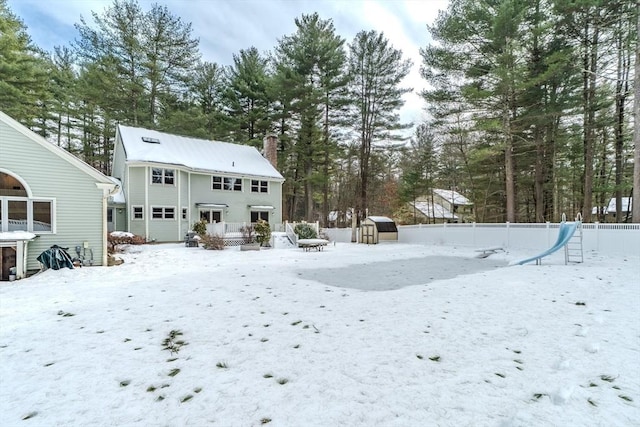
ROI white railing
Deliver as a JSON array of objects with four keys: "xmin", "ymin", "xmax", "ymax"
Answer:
[
  {"xmin": 204, "ymin": 221, "xmax": 286, "ymax": 237},
  {"xmin": 284, "ymin": 221, "xmax": 320, "ymax": 246},
  {"xmin": 323, "ymin": 222, "xmax": 640, "ymax": 257},
  {"xmin": 285, "ymin": 222, "xmax": 298, "ymax": 246}
]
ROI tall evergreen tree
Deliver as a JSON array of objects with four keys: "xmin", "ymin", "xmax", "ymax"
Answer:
[
  {"xmin": 0, "ymin": 0, "xmax": 48, "ymax": 124},
  {"xmin": 143, "ymin": 3, "xmax": 200, "ymax": 125},
  {"xmin": 346, "ymin": 30, "xmax": 412, "ymax": 218},
  {"xmin": 274, "ymin": 13, "xmax": 347, "ymax": 222},
  {"xmin": 225, "ymin": 47, "xmax": 273, "ymax": 146}
]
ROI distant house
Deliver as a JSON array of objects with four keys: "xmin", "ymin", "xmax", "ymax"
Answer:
[
  {"xmin": 432, "ymin": 189, "xmax": 474, "ymax": 222},
  {"xmin": 109, "ymin": 125, "xmax": 284, "ymax": 242},
  {"xmin": 0, "ymin": 111, "xmax": 117, "ymax": 280},
  {"xmin": 408, "ymin": 189, "xmax": 474, "ymax": 224},
  {"xmin": 605, "ymin": 197, "xmax": 633, "ymax": 222}
]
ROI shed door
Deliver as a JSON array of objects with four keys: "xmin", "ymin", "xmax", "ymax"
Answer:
[{"xmin": 361, "ymin": 224, "xmax": 377, "ymax": 244}]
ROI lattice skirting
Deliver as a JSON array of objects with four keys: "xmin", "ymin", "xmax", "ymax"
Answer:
[{"xmin": 223, "ymin": 238, "xmax": 250, "ymax": 247}]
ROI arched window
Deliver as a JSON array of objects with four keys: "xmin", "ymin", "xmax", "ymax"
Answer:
[
  {"xmin": 0, "ymin": 172, "xmax": 28, "ymax": 197},
  {"xmin": 0, "ymin": 172, "xmax": 54, "ymax": 233}
]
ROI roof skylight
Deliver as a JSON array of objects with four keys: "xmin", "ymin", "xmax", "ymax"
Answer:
[{"xmin": 141, "ymin": 136, "xmax": 160, "ymax": 144}]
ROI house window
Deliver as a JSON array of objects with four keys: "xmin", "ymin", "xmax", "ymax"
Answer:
[
  {"xmin": 250, "ymin": 211, "xmax": 269, "ymax": 223},
  {"xmin": 132, "ymin": 206, "xmax": 144, "ymax": 220},
  {"xmin": 152, "ymin": 207, "xmax": 175, "ymax": 220},
  {"xmin": 212, "ymin": 176, "xmax": 242, "ymax": 191},
  {"xmin": 200, "ymin": 210, "xmax": 222, "ymax": 223},
  {"xmin": 251, "ymin": 180, "xmax": 268, "ymax": 193},
  {"xmin": 151, "ymin": 168, "xmax": 175, "ymax": 185},
  {"xmin": 0, "ymin": 198, "xmax": 53, "ymax": 233},
  {"xmin": 182, "ymin": 208, "xmax": 188, "ymax": 220}
]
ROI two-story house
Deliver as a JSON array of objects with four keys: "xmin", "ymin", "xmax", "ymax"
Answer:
[
  {"xmin": 109, "ymin": 125, "xmax": 284, "ymax": 242},
  {"xmin": 408, "ymin": 189, "xmax": 474, "ymax": 224}
]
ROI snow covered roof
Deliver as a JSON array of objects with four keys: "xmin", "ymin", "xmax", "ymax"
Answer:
[
  {"xmin": 117, "ymin": 125, "xmax": 284, "ymax": 180},
  {"xmin": 367, "ymin": 216, "xmax": 395, "ymax": 223},
  {"xmin": 0, "ymin": 231, "xmax": 36, "ymax": 241},
  {"xmin": 412, "ymin": 201, "xmax": 458, "ymax": 219},
  {"xmin": 607, "ymin": 197, "xmax": 632, "ymax": 213},
  {"xmin": 107, "ymin": 177, "xmax": 125, "ymax": 204},
  {"xmin": 433, "ymin": 189, "xmax": 472, "ymax": 205}
]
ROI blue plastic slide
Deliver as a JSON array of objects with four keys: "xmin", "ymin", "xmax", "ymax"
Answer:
[{"xmin": 516, "ymin": 221, "xmax": 580, "ymax": 265}]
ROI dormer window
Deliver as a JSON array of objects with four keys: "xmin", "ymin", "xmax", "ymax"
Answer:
[{"xmin": 142, "ymin": 136, "xmax": 160, "ymax": 144}]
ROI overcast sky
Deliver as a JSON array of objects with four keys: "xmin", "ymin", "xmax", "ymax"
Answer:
[{"xmin": 8, "ymin": 0, "xmax": 450, "ymax": 134}]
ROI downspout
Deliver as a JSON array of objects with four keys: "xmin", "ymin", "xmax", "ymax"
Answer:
[
  {"xmin": 177, "ymin": 170, "xmax": 181, "ymax": 241},
  {"xmin": 97, "ymin": 182, "xmax": 120, "ymax": 266},
  {"xmin": 145, "ymin": 167, "xmax": 149, "ymax": 239}
]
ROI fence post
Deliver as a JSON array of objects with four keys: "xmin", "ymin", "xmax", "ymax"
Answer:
[
  {"xmin": 472, "ymin": 222, "xmax": 476, "ymax": 246},
  {"xmin": 506, "ymin": 222, "xmax": 510, "ymax": 248},
  {"xmin": 546, "ymin": 221, "xmax": 550, "ymax": 246},
  {"xmin": 595, "ymin": 221, "xmax": 599, "ymax": 252}
]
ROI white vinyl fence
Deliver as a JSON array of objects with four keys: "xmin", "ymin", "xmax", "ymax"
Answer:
[{"xmin": 323, "ymin": 223, "xmax": 640, "ymax": 257}]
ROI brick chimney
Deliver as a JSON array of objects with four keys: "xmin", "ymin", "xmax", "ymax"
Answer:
[{"xmin": 263, "ymin": 134, "xmax": 278, "ymax": 169}]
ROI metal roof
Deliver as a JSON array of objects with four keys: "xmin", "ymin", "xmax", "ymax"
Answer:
[
  {"xmin": 412, "ymin": 201, "xmax": 458, "ymax": 219},
  {"xmin": 117, "ymin": 125, "xmax": 284, "ymax": 180},
  {"xmin": 432, "ymin": 189, "xmax": 472, "ymax": 205}
]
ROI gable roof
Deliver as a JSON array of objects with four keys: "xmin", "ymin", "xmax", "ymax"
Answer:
[
  {"xmin": 607, "ymin": 197, "xmax": 632, "ymax": 213},
  {"xmin": 117, "ymin": 125, "xmax": 284, "ymax": 180},
  {"xmin": 0, "ymin": 110, "xmax": 116, "ymax": 189},
  {"xmin": 411, "ymin": 201, "xmax": 458, "ymax": 220},
  {"xmin": 433, "ymin": 189, "xmax": 472, "ymax": 205}
]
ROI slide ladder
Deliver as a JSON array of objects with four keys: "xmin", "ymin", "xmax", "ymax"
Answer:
[
  {"xmin": 516, "ymin": 213, "xmax": 583, "ymax": 265},
  {"xmin": 564, "ymin": 213, "xmax": 583, "ymax": 264}
]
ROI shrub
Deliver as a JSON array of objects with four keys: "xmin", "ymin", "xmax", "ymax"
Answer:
[
  {"xmin": 201, "ymin": 233, "xmax": 225, "ymax": 250},
  {"xmin": 192, "ymin": 220, "xmax": 207, "ymax": 236},
  {"xmin": 294, "ymin": 223, "xmax": 317, "ymax": 239},
  {"xmin": 254, "ymin": 220, "xmax": 272, "ymax": 247},
  {"xmin": 240, "ymin": 224, "xmax": 255, "ymax": 244},
  {"xmin": 108, "ymin": 231, "xmax": 146, "ymax": 254}
]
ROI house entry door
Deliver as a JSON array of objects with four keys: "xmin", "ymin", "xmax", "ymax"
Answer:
[
  {"xmin": 107, "ymin": 208, "xmax": 114, "ymax": 232},
  {"xmin": 1, "ymin": 246, "xmax": 17, "ymax": 281}
]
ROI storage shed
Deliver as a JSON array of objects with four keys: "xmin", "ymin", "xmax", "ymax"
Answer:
[{"xmin": 359, "ymin": 216, "xmax": 398, "ymax": 244}]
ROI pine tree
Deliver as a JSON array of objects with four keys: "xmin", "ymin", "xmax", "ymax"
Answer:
[
  {"xmin": 225, "ymin": 47, "xmax": 273, "ymax": 146},
  {"xmin": 346, "ymin": 30, "xmax": 412, "ymax": 217},
  {"xmin": 274, "ymin": 13, "xmax": 347, "ymax": 221},
  {"xmin": 0, "ymin": 0, "xmax": 49, "ymax": 124}
]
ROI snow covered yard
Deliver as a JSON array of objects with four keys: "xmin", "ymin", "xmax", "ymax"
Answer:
[{"xmin": 1, "ymin": 242, "xmax": 638, "ymax": 426}]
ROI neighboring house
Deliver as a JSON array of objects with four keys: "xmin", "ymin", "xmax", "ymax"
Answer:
[
  {"xmin": 605, "ymin": 197, "xmax": 633, "ymax": 223},
  {"xmin": 0, "ymin": 111, "xmax": 117, "ymax": 280},
  {"xmin": 110, "ymin": 125, "xmax": 284, "ymax": 242},
  {"xmin": 409, "ymin": 200, "xmax": 458, "ymax": 224},
  {"xmin": 408, "ymin": 189, "xmax": 474, "ymax": 224},
  {"xmin": 432, "ymin": 189, "xmax": 474, "ymax": 222}
]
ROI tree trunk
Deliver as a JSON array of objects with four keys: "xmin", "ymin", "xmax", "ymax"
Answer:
[
  {"xmin": 633, "ymin": 1, "xmax": 640, "ymax": 223},
  {"xmin": 581, "ymin": 22, "xmax": 599, "ymax": 222},
  {"xmin": 504, "ymin": 96, "xmax": 516, "ymax": 223}
]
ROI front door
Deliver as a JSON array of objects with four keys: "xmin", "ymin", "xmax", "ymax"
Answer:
[{"xmin": 107, "ymin": 208, "xmax": 114, "ymax": 232}]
